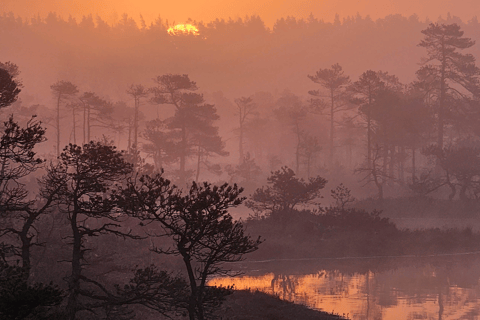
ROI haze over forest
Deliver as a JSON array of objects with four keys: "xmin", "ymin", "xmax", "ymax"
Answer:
[
  {"xmin": 2, "ymin": 0, "xmax": 479, "ymax": 28},
  {"xmin": 4, "ymin": 4, "xmax": 480, "ymax": 319},
  {"xmin": 2, "ymin": 11, "xmax": 480, "ymax": 196}
]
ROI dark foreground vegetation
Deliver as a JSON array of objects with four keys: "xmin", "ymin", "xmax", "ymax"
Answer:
[{"xmin": 214, "ymin": 290, "xmax": 347, "ymax": 320}]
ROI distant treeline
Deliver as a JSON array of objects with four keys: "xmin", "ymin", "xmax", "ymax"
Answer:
[
  {"xmin": 1, "ymin": 11, "xmax": 479, "ymax": 99},
  {"xmin": 3, "ymin": 12, "xmax": 480, "ymax": 201}
]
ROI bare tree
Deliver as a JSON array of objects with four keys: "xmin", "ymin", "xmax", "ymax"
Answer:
[
  {"xmin": 78, "ymin": 92, "xmax": 113, "ymax": 144},
  {"xmin": 50, "ymin": 81, "xmax": 78, "ymax": 157},
  {"xmin": 234, "ymin": 97, "xmax": 257, "ymax": 163},
  {"xmin": 355, "ymin": 144, "xmax": 391, "ymax": 199},
  {"xmin": 126, "ymin": 84, "xmax": 149, "ymax": 157}
]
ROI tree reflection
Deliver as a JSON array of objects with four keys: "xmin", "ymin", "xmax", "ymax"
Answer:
[{"xmin": 209, "ymin": 255, "xmax": 480, "ymax": 320}]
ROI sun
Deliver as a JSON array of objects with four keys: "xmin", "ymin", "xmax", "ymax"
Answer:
[{"xmin": 167, "ymin": 24, "xmax": 200, "ymax": 36}]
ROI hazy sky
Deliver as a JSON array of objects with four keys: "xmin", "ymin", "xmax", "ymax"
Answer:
[{"xmin": 2, "ymin": 0, "xmax": 480, "ymax": 27}]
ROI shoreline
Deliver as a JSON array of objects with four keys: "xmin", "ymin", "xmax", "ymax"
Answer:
[{"xmin": 215, "ymin": 289, "xmax": 348, "ymax": 320}]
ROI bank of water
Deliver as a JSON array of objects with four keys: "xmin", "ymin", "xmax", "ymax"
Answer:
[{"xmin": 209, "ymin": 253, "xmax": 480, "ymax": 319}]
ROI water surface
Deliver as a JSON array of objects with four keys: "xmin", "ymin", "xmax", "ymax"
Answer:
[{"xmin": 209, "ymin": 254, "xmax": 480, "ymax": 319}]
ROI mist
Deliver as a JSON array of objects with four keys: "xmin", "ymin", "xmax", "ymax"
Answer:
[{"xmin": 2, "ymin": 5, "xmax": 480, "ymax": 320}]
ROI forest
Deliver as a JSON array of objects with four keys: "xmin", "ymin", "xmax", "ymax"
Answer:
[{"xmin": 2, "ymin": 10, "xmax": 480, "ymax": 320}]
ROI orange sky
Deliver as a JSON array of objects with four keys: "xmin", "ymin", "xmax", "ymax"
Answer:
[{"xmin": 2, "ymin": 0, "xmax": 480, "ymax": 27}]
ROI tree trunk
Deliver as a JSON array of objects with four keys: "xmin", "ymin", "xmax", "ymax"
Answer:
[
  {"xmin": 329, "ymin": 89, "xmax": 335, "ymax": 166},
  {"xmin": 154, "ymin": 150, "xmax": 162, "ymax": 172},
  {"xmin": 389, "ymin": 146, "xmax": 395, "ymax": 182},
  {"xmin": 67, "ymin": 209, "xmax": 82, "ymax": 320},
  {"xmin": 306, "ymin": 155, "xmax": 311, "ymax": 179},
  {"xmin": 367, "ymin": 91, "xmax": 372, "ymax": 169},
  {"xmin": 459, "ymin": 181, "xmax": 469, "ymax": 201},
  {"xmin": 446, "ymin": 173, "xmax": 456, "ymax": 200},
  {"xmin": 377, "ymin": 181, "xmax": 384, "ymax": 200},
  {"xmin": 127, "ymin": 120, "xmax": 132, "ymax": 151},
  {"xmin": 347, "ymin": 142, "xmax": 352, "ymax": 169},
  {"xmin": 412, "ymin": 147, "xmax": 416, "ymax": 183},
  {"xmin": 239, "ymin": 113, "xmax": 244, "ymax": 164},
  {"xmin": 196, "ymin": 146, "xmax": 201, "ymax": 182},
  {"xmin": 56, "ymin": 94, "xmax": 61, "ymax": 157},
  {"xmin": 19, "ymin": 217, "xmax": 35, "ymax": 278},
  {"xmin": 182, "ymin": 252, "xmax": 198, "ymax": 320},
  {"xmin": 180, "ymin": 125, "xmax": 187, "ymax": 185},
  {"xmin": 134, "ymin": 96, "xmax": 139, "ymax": 152},
  {"xmin": 83, "ymin": 104, "xmax": 86, "ymax": 145},
  {"xmin": 72, "ymin": 108, "xmax": 76, "ymax": 145},
  {"xmin": 438, "ymin": 41, "xmax": 447, "ymax": 150},
  {"xmin": 295, "ymin": 121, "xmax": 301, "ymax": 174},
  {"xmin": 398, "ymin": 147, "xmax": 405, "ymax": 184},
  {"xmin": 87, "ymin": 105, "xmax": 91, "ymax": 142},
  {"xmin": 367, "ymin": 114, "xmax": 371, "ymax": 169}
]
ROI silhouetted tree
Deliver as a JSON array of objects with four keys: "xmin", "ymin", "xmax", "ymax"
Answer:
[
  {"xmin": 65, "ymin": 102, "xmax": 82, "ymax": 145},
  {"xmin": 355, "ymin": 144, "xmax": 389, "ymax": 199},
  {"xmin": 330, "ymin": 183, "xmax": 356, "ymax": 209},
  {"xmin": 423, "ymin": 143, "xmax": 480, "ymax": 200},
  {"xmin": 234, "ymin": 97, "xmax": 257, "ymax": 163},
  {"xmin": 150, "ymin": 74, "xmax": 226, "ymax": 185},
  {"xmin": 391, "ymin": 92, "xmax": 433, "ymax": 183},
  {"xmin": 150, "ymin": 74, "xmax": 197, "ymax": 183},
  {"xmin": 78, "ymin": 92, "xmax": 113, "ymax": 144},
  {"xmin": 0, "ymin": 68, "xmax": 21, "ymax": 110},
  {"xmin": 50, "ymin": 81, "xmax": 78, "ymax": 157},
  {"xmin": 142, "ymin": 119, "xmax": 176, "ymax": 172},
  {"xmin": 367, "ymin": 76, "xmax": 403, "ymax": 182},
  {"xmin": 298, "ymin": 134, "xmax": 322, "ymax": 179},
  {"xmin": 246, "ymin": 167, "xmax": 327, "ymax": 215},
  {"xmin": 109, "ymin": 101, "xmax": 135, "ymax": 149},
  {"xmin": 0, "ymin": 62, "xmax": 21, "ymax": 82},
  {"xmin": 126, "ymin": 84, "xmax": 149, "ymax": 158},
  {"xmin": 188, "ymin": 106, "xmax": 228, "ymax": 181},
  {"xmin": 0, "ymin": 116, "xmax": 57, "ymax": 275},
  {"xmin": 112, "ymin": 265, "xmax": 189, "ymax": 316},
  {"xmin": 40, "ymin": 142, "xmax": 136, "ymax": 320},
  {"xmin": 0, "ymin": 261, "xmax": 63, "ymax": 320},
  {"xmin": 225, "ymin": 153, "xmax": 262, "ymax": 188},
  {"xmin": 416, "ymin": 23, "xmax": 480, "ymax": 148},
  {"xmin": 308, "ymin": 63, "xmax": 351, "ymax": 165},
  {"xmin": 349, "ymin": 71, "xmax": 384, "ymax": 168},
  {"xmin": 274, "ymin": 93, "xmax": 308, "ymax": 174},
  {"xmin": 119, "ymin": 175, "xmax": 262, "ymax": 320},
  {"xmin": 64, "ymin": 264, "xmax": 190, "ymax": 319}
]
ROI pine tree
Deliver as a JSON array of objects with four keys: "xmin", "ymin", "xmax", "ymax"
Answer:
[
  {"xmin": 308, "ymin": 63, "xmax": 351, "ymax": 165},
  {"xmin": 50, "ymin": 81, "xmax": 78, "ymax": 157},
  {"xmin": 416, "ymin": 23, "xmax": 480, "ymax": 148},
  {"xmin": 150, "ymin": 74, "xmax": 227, "ymax": 185}
]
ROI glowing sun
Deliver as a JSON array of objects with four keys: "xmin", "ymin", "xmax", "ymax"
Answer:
[{"xmin": 167, "ymin": 24, "xmax": 200, "ymax": 36}]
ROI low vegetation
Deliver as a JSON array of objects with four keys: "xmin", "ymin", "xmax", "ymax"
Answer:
[{"xmin": 214, "ymin": 290, "xmax": 348, "ymax": 320}]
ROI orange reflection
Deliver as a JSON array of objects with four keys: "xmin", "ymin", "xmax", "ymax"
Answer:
[{"xmin": 209, "ymin": 270, "xmax": 480, "ymax": 320}]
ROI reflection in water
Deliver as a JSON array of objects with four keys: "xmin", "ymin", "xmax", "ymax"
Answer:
[{"xmin": 209, "ymin": 256, "xmax": 480, "ymax": 319}]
